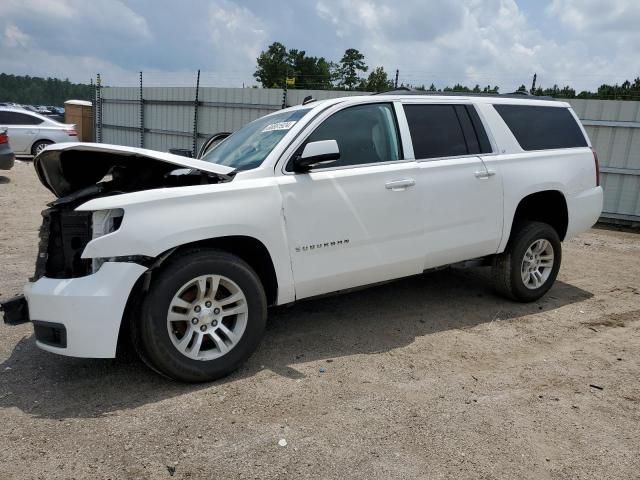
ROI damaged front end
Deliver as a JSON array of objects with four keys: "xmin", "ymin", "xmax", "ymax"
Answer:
[
  {"xmin": 1, "ymin": 143, "xmax": 236, "ymax": 327},
  {"xmin": 34, "ymin": 143, "xmax": 236, "ymax": 280}
]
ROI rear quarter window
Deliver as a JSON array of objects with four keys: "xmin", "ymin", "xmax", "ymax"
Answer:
[{"xmin": 494, "ymin": 104, "xmax": 587, "ymax": 151}]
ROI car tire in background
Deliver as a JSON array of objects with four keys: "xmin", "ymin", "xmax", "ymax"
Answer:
[
  {"xmin": 492, "ymin": 221, "xmax": 562, "ymax": 303},
  {"xmin": 31, "ymin": 140, "xmax": 53, "ymax": 156},
  {"xmin": 135, "ymin": 249, "xmax": 267, "ymax": 383}
]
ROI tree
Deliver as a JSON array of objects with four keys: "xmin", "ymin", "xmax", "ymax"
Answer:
[
  {"xmin": 253, "ymin": 42, "xmax": 289, "ymax": 88},
  {"xmin": 363, "ymin": 66, "xmax": 394, "ymax": 92},
  {"xmin": 558, "ymin": 85, "xmax": 576, "ymax": 98},
  {"xmin": 593, "ymin": 79, "xmax": 640, "ymax": 99},
  {"xmin": 254, "ymin": 42, "xmax": 334, "ymax": 89},
  {"xmin": 253, "ymin": 43, "xmax": 640, "ymax": 100},
  {"xmin": 337, "ymin": 48, "xmax": 368, "ymax": 90},
  {"xmin": 482, "ymin": 85, "xmax": 499, "ymax": 94},
  {"xmin": 0, "ymin": 73, "xmax": 93, "ymax": 105},
  {"xmin": 287, "ymin": 49, "xmax": 333, "ymax": 89},
  {"xmin": 531, "ymin": 84, "xmax": 576, "ymax": 98},
  {"xmin": 444, "ymin": 83, "xmax": 471, "ymax": 92}
]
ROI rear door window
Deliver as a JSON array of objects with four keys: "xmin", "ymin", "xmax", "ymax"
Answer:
[
  {"xmin": 0, "ymin": 111, "xmax": 44, "ymax": 125},
  {"xmin": 493, "ymin": 104, "xmax": 587, "ymax": 150},
  {"xmin": 403, "ymin": 104, "xmax": 492, "ymax": 160}
]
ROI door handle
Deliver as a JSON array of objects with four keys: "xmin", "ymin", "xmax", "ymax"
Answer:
[
  {"xmin": 474, "ymin": 170, "xmax": 496, "ymax": 179},
  {"xmin": 385, "ymin": 178, "xmax": 416, "ymax": 191}
]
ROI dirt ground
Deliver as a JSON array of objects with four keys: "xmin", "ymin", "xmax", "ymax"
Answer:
[{"xmin": 0, "ymin": 160, "xmax": 639, "ymax": 480}]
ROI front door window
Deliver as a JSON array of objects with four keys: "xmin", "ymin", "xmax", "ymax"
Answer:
[{"xmin": 288, "ymin": 103, "xmax": 402, "ymax": 171}]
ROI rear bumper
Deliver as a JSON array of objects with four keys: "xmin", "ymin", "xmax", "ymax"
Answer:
[
  {"xmin": 566, "ymin": 186, "xmax": 604, "ymax": 239},
  {"xmin": 0, "ymin": 151, "xmax": 15, "ymax": 170},
  {"xmin": 23, "ymin": 262, "xmax": 147, "ymax": 358}
]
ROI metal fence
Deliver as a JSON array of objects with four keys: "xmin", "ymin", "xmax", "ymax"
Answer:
[
  {"xmin": 94, "ymin": 84, "xmax": 640, "ymax": 224},
  {"xmin": 567, "ymin": 99, "xmax": 640, "ymax": 224},
  {"xmin": 97, "ymin": 76, "xmax": 363, "ymax": 156}
]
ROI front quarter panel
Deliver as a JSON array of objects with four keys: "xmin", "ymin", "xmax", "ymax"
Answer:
[{"xmin": 77, "ymin": 179, "xmax": 295, "ymax": 304}]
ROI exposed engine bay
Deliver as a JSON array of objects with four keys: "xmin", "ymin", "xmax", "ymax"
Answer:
[{"xmin": 32, "ymin": 143, "xmax": 236, "ymax": 280}]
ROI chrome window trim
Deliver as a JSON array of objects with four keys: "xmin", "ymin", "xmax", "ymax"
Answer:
[
  {"xmin": 415, "ymin": 153, "xmax": 489, "ymax": 164},
  {"xmin": 286, "ymin": 158, "xmax": 417, "ymax": 174}
]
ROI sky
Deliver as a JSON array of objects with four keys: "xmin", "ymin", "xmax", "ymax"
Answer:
[{"xmin": 1, "ymin": 0, "xmax": 638, "ymax": 92}]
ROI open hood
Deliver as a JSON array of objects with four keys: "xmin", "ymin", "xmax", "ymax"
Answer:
[{"xmin": 34, "ymin": 142, "xmax": 236, "ymax": 198}]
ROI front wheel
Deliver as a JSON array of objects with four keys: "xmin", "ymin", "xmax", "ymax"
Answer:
[
  {"xmin": 492, "ymin": 221, "xmax": 561, "ymax": 302},
  {"xmin": 135, "ymin": 249, "xmax": 267, "ymax": 382}
]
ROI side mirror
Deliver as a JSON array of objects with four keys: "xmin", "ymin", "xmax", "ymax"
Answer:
[{"xmin": 292, "ymin": 140, "xmax": 340, "ymax": 172}]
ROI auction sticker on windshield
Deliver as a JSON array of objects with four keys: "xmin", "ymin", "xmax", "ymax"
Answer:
[{"xmin": 262, "ymin": 121, "xmax": 297, "ymax": 132}]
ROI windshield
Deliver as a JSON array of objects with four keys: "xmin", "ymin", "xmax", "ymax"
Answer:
[{"xmin": 201, "ymin": 108, "xmax": 312, "ymax": 171}]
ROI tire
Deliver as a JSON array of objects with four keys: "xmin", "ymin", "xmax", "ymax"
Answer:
[
  {"xmin": 31, "ymin": 140, "xmax": 53, "ymax": 156},
  {"xmin": 136, "ymin": 249, "xmax": 267, "ymax": 382},
  {"xmin": 492, "ymin": 221, "xmax": 561, "ymax": 302}
]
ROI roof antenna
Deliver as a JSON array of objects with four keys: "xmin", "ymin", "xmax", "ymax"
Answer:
[{"xmin": 302, "ymin": 95, "xmax": 315, "ymax": 105}]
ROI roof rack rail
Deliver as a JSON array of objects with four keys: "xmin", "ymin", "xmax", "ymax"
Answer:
[{"xmin": 373, "ymin": 87, "xmax": 557, "ymax": 101}]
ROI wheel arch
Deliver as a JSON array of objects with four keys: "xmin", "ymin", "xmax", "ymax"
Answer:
[
  {"xmin": 117, "ymin": 235, "xmax": 280, "ymax": 357},
  {"xmin": 505, "ymin": 190, "xmax": 569, "ymax": 247},
  {"xmin": 132, "ymin": 234, "xmax": 279, "ymax": 306},
  {"xmin": 165, "ymin": 236, "xmax": 279, "ymax": 306}
]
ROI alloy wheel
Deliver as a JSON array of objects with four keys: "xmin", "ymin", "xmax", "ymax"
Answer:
[
  {"xmin": 521, "ymin": 239, "xmax": 555, "ymax": 290},
  {"xmin": 167, "ymin": 274, "xmax": 248, "ymax": 360}
]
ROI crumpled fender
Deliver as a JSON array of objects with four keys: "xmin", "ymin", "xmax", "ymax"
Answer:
[{"xmin": 75, "ymin": 177, "xmax": 296, "ymax": 305}]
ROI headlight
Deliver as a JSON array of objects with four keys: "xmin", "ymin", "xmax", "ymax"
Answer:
[{"xmin": 91, "ymin": 209, "xmax": 124, "ymax": 272}]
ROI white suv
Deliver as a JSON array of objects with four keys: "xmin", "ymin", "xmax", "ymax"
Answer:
[{"xmin": 1, "ymin": 93, "xmax": 603, "ymax": 382}]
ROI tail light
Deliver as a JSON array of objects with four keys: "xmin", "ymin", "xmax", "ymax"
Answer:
[
  {"xmin": 591, "ymin": 147, "xmax": 600, "ymax": 187},
  {"xmin": 0, "ymin": 132, "xmax": 7, "ymax": 144},
  {"xmin": 64, "ymin": 129, "xmax": 78, "ymax": 136}
]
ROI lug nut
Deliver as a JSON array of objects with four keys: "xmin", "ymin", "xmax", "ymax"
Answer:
[
  {"xmin": 212, "ymin": 320, "xmax": 218, "ymax": 326},
  {"xmin": 191, "ymin": 318, "xmax": 199, "ymax": 325},
  {"xmin": 205, "ymin": 301, "xmax": 212, "ymax": 308},
  {"xmin": 194, "ymin": 305, "xmax": 201, "ymax": 313},
  {"xmin": 213, "ymin": 308, "xmax": 220, "ymax": 315},
  {"xmin": 200, "ymin": 325, "xmax": 207, "ymax": 332}
]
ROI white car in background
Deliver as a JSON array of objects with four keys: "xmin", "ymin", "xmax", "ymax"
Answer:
[{"xmin": 0, "ymin": 107, "xmax": 77, "ymax": 156}]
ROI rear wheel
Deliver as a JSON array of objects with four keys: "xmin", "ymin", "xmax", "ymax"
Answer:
[
  {"xmin": 492, "ymin": 221, "xmax": 561, "ymax": 302},
  {"xmin": 31, "ymin": 140, "xmax": 53, "ymax": 156},
  {"xmin": 136, "ymin": 249, "xmax": 267, "ymax": 382}
]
